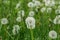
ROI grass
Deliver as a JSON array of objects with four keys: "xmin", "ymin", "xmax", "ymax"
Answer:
[{"xmin": 0, "ymin": 0, "xmax": 60, "ymax": 40}]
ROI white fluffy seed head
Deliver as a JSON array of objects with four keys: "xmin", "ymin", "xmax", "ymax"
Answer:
[
  {"xmin": 1, "ymin": 18, "xmax": 8, "ymax": 25},
  {"xmin": 53, "ymin": 18, "xmax": 57, "ymax": 24},
  {"xmin": 40, "ymin": 7, "xmax": 46, "ymax": 13},
  {"xmin": 49, "ymin": 1, "xmax": 55, "ymax": 7},
  {"xmin": 25, "ymin": 17, "xmax": 35, "ymax": 29},
  {"xmin": 16, "ymin": 17, "xmax": 21, "ymax": 22},
  {"xmin": 28, "ymin": 2, "xmax": 34, "ymax": 8},
  {"xmin": 15, "ymin": 2, "xmax": 20, "ymax": 9},
  {"xmin": 17, "ymin": 10, "xmax": 25, "ymax": 17},
  {"xmin": 55, "ymin": 9, "xmax": 60, "ymax": 14},
  {"xmin": 53, "ymin": 15, "xmax": 60, "ymax": 24},
  {"xmin": 34, "ymin": 1, "xmax": 41, "ymax": 7},
  {"xmin": 12, "ymin": 25, "xmax": 20, "ymax": 35},
  {"xmin": 49, "ymin": 30, "xmax": 57, "ymax": 39},
  {"xmin": 47, "ymin": 7, "xmax": 52, "ymax": 13},
  {"xmin": 44, "ymin": 0, "xmax": 55, "ymax": 7},
  {"xmin": 13, "ymin": 25, "xmax": 20, "ymax": 30},
  {"xmin": 44, "ymin": 0, "xmax": 50, "ymax": 6},
  {"xmin": 29, "ymin": 11, "xmax": 35, "ymax": 17}
]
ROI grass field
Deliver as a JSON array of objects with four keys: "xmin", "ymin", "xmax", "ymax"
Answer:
[{"xmin": 0, "ymin": 0, "xmax": 60, "ymax": 40}]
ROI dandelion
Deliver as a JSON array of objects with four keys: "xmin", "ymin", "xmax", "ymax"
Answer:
[
  {"xmin": 49, "ymin": 30, "xmax": 57, "ymax": 39},
  {"xmin": 53, "ymin": 15, "xmax": 60, "ymax": 24},
  {"xmin": 44, "ymin": 0, "xmax": 55, "ymax": 7},
  {"xmin": 17, "ymin": 10, "xmax": 25, "ymax": 17},
  {"xmin": 16, "ymin": 16, "xmax": 21, "ymax": 22},
  {"xmin": 12, "ymin": 25, "xmax": 20, "ymax": 35},
  {"xmin": 49, "ymin": 0, "xmax": 55, "ymax": 7},
  {"xmin": 25, "ymin": 17, "xmax": 35, "ymax": 29},
  {"xmin": 15, "ymin": 2, "xmax": 20, "ymax": 9},
  {"xmin": 1, "ymin": 18, "xmax": 8, "ymax": 25},
  {"xmin": 25, "ymin": 17, "xmax": 35, "ymax": 40},
  {"xmin": 43, "ymin": 0, "xmax": 50, "ymax": 6},
  {"xmin": 28, "ymin": 2, "xmax": 34, "ymax": 8},
  {"xmin": 34, "ymin": 1, "xmax": 41, "ymax": 7},
  {"xmin": 29, "ymin": 11, "xmax": 35, "ymax": 17},
  {"xmin": 53, "ymin": 18, "xmax": 57, "ymax": 24},
  {"xmin": 40, "ymin": 7, "xmax": 46, "ymax": 13},
  {"xmin": 47, "ymin": 7, "xmax": 52, "ymax": 13},
  {"xmin": 55, "ymin": 9, "xmax": 60, "ymax": 14}
]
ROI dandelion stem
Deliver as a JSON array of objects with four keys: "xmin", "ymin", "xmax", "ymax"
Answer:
[
  {"xmin": 30, "ymin": 29, "xmax": 34, "ymax": 40},
  {"xmin": 4, "ymin": 29, "xmax": 14, "ymax": 40},
  {"xmin": 49, "ymin": 38, "xmax": 51, "ymax": 40}
]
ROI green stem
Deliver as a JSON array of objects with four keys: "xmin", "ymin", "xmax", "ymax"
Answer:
[
  {"xmin": 5, "ymin": 30, "xmax": 14, "ymax": 40},
  {"xmin": 30, "ymin": 29, "xmax": 34, "ymax": 40},
  {"xmin": 49, "ymin": 38, "xmax": 52, "ymax": 40},
  {"xmin": 16, "ymin": 34, "xmax": 20, "ymax": 40}
]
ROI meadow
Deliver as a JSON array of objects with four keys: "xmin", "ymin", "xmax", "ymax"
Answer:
[{"xmin": 0, "ymin": 0, "xmax": 60, "ymax": 40}]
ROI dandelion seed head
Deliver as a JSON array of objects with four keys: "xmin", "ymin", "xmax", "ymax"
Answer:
[
  {"xmin": 47, "ymin": 7, "xmax": 52, "ymax": 13},
  {"xmin": 55, "ymin": 9, "xmax": 60, "ymax": 14},
  {"xmin": 25, "ymin": 17, "xmax": 35, "ymax": 29},
  {"xmin": 34, "ymin": 1, "xmax": 41, "ymax": 7},
  {"xmin": 16, "ymin": 16, "xmax": 21, "ymax": 22},
  {"xmin": 29, "ymin": 11, "xmax": 35, "ymax": 17},
  {"xmin": 12, "ymin": 25, "xmax": 20, "ymax": 35},
  {"xmin": 15, "ymin": 2, "xmax": 20, "ymax": 9},
  {"xmin": 40, "ymin": 7, "xmax": 46, "ymax": 13},
  {"xmin": 28, "ymin": 2, "xmax": 34, "ymax": 8},
  {"xmin": 17, "ymin": 10, "xmax": 25, "ymax": 17},
  {"xmin": 49, "ymin": 30, "xmax": 57, "ymax": 39},
  {"xmin": 44, "ymin": 0, "xmax": 55, "ymax": 7},
  {"xmin": 1, "ymin": 18, "xmax": 8, "ymax": 25},
  {"xmin": 53, "ymin": 15, "xmax": 60, "ymax": 24}
]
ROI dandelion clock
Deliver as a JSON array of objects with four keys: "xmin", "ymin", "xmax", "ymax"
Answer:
[
  {"xmin": 1, "ymin": 18, "xmax": 8, "ymax": 25},
  {"xmin": 16, "ymin": 16, "xmax": 21, "ymax": 22},
  {"xmin": 53, "ymin": 15, "xmax": 60, "ymax": 24},
  {"xmin": 34, "ymin": 0, "xmax": 41, "ymax": 7},
  {"xmin": 12, "ymin": 25, "xmax": 20, "ymax": 35},
  {"xmin": 29, "ymin": 11, "xmax": 35, "ymax": 17},
  {"xmin": 40, "ymin": 7, "xmax": 46, "ymax": 13},
  {"xmin": 49, "ymin": 30, "xmax": 57, "ymax": 39},
  {"xmin": 15, "ymin": 2, "xmax": 20, "ymax": 9},
  {"xmin": 25, "ymin": 17, "xmax": 35, "ymax": 40},
  {"xmin": 17, "ymin": 10, "xmax": 25, "ymax": 17},
  {"xmin": 28, "ymin": 2, "xmax": 34, "ymax": 8},
  {"xmin": 25, "ymin": 17, "xmax": 35, "ymax": 29}
]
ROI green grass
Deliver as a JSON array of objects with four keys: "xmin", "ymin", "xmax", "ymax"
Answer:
[{"xmin": 0, "ymin": 0, "xmax": 60, "ymax": 40}]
